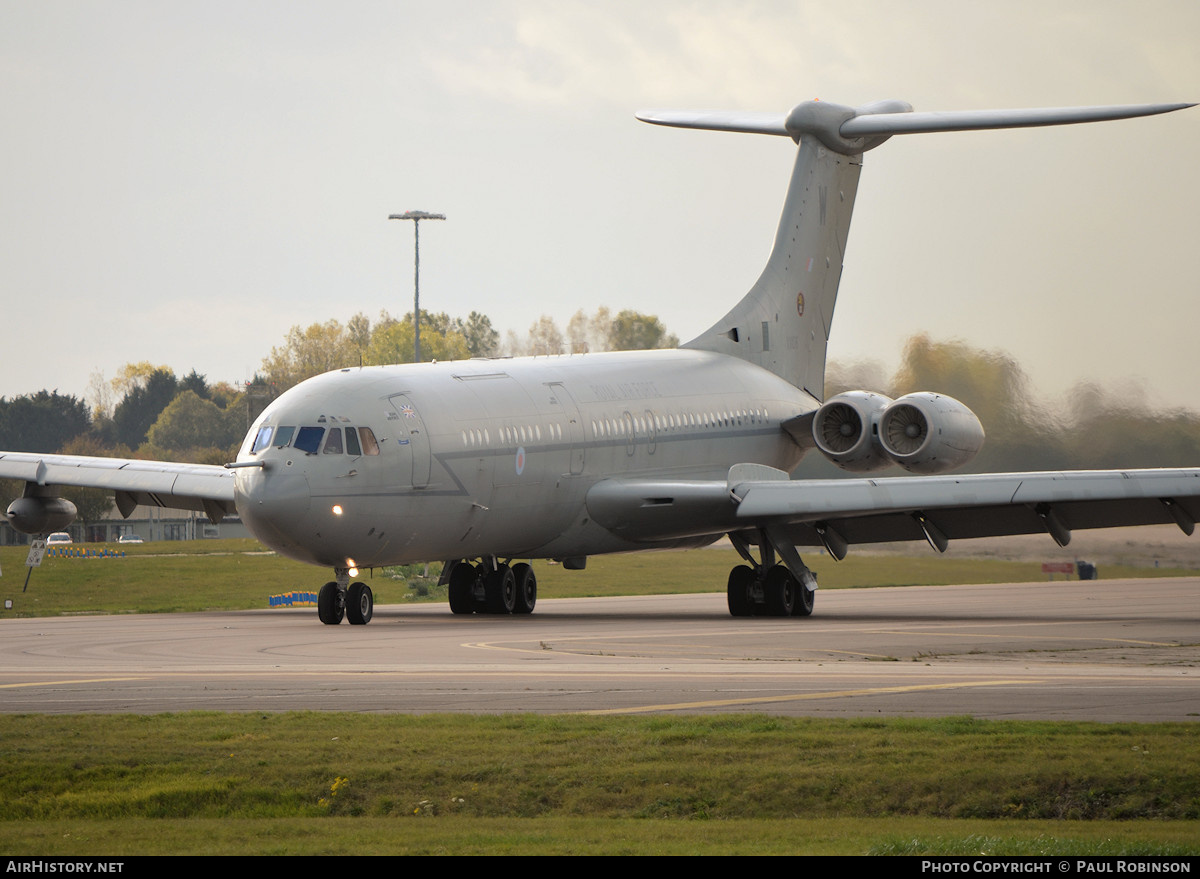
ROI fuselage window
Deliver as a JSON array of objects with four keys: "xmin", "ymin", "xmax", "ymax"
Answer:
[
  {"xmin": 345, "ymin": 426, "xmax": 362, "ymax": 456},
  {"xmin": 323, "ymin": 427, "xmax": 344, "ymax": 455},
  {"xmin": 294, "ymin": 426, "xmax": 324, "ymax": 454},
  {"xmin": 274, "ymin": 426, "xmax": 296, "ymax": 448},
  {"xmin": 359, "ymin": 427, "xmax": 380, "ymax": 455},
  {"xmin": 251, "ymin": 426, "xmax": 273, "ymax": 454}
]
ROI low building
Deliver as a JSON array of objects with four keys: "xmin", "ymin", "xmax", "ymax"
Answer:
[{"xmin": 1, "ymin": 507, "xmax": 252, "ymax": 545}]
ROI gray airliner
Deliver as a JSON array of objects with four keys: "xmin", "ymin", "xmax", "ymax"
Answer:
[{"xmin": 3, "ymin": 98, "xmax": 1198, "ymax": 626}]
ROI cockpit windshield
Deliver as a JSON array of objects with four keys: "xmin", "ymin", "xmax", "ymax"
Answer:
[
  {"xmin": 250, "ymin": 426, "xmax": 273, "ymax": 454},
  {"xmin": 294, "ymin": 426, "xmax": 325, "ymax": 454},
  {"xmin": 250, "ymin": 423, "xmax": 380, "ymax": 456}
]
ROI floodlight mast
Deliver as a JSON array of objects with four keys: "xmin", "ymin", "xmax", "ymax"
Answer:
[{"xmin": 388, "ymin": 210, "xmax": 446, "ymax": 364}]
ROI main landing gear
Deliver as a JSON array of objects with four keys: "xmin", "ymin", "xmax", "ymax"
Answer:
[
  {"xmin": 318, "ymin": 568, "xmax": 374, "ymax": 625},
  {"xmin": 446, "ymin": 558, "xmax": 537, "ymax": 615},
  {"xmin": 726, "ymin": 530, "xmax": 817, "ymax": 618}
]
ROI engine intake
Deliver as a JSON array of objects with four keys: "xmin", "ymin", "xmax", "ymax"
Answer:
[
  {"xmin": 814, "ymin": 390, "xmax": 984, "ymax": 474},
  {"xmin": 879, "ymin": 392, "xmax": 984, "ymax": 474},
  {"xmin": 812, "ymin": 391, "xmax": 893, "ymax": 472}
]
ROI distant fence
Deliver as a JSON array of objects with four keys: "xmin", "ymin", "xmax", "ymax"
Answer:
[
  {"xmin": 46, "ymin": 547, "xmax": 125, "ymax": 559},
  {"xmin": 1041, "ymin": 561, "xmax": 1097, "ymax": 580},
  {"xmin": 1041, "ymin": 562, "xmax": 1074, "ymax": 575},
  {"xmin": 269, "ymin": 591, "xmax": 318, "ymax": 608}
]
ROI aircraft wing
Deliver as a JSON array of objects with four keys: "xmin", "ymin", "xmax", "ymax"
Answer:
[
  {"xmin": 0, "ymin": 451, "xmax": 237, "ymax": 523},
  {"xmin": 586, "ymin": 467, "xmax": 1200, "ymax": 557}
]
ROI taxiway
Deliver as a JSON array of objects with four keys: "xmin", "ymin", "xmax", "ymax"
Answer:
[{"xmin": 0, "ymin": 578, "xmax": 1195, "ymax": 720}]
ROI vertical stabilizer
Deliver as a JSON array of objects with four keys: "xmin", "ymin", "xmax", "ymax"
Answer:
[
  {"xmin": 638, "ymin": 99, "xmax": 903, "ymax": 399},
  {"xmin": 636, "ymin": 98, "xmax": 1194, "ymax": 398},
  {"xmin": 682, "ymin": 133, "xmax": 862, "ymax": 399}
]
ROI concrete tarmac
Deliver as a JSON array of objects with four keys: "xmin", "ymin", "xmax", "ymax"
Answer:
[{"xmin": 0, "ymin": 577, "xmax": 1196, "ymax": 720}]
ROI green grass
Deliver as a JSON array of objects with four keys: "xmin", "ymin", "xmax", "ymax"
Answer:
[
  {"xmin": 2, "ymin": 817, "xmax": 1196, "ymax": 856},
  {"xmin": 0, "ymin": 713, "xmax": 1197, "ymax": 855},
  {"xmin": 4, "ymin": 544, "xmax": 1198, "ymax": 854},
  {"xmin": 2, "ymin": 539, "xmax": 1194, "ymax": 618}
]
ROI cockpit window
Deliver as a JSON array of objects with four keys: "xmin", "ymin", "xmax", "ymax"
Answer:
[
  {"xmin": 294, "ymin": 426, "xmax": 324, "ymax": 454},
  {"xmin": 250, "ymin": 426, "xmax": 273, "ymax": 454},
  {"xmin": 359, "ymin": 427, "xmax": 380, "ymax": 456},
  {"xmin": 323, "ymin": 428, "xmax": 343, "ymax": 455},
  {"xmin": 273, "ymin": 426, "xmax": 296, "ymax": 448},
  {"xmin": 345, "ymin": 426, "xmax": 362, "ymax": 456}
]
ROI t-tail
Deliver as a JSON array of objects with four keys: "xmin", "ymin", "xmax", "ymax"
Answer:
[{"xmin": 637, "ymin": 99, "xmax": 1194, "ymax": 400}]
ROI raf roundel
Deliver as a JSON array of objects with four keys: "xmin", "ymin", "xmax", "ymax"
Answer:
[{"xmin": 515, "ymin": 446, "xmax": 526, "ymax": 476}]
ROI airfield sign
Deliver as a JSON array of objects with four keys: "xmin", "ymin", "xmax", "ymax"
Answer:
[{"xmin": 26, "ymin": 538, "xmax": 46, "ymax": 568}]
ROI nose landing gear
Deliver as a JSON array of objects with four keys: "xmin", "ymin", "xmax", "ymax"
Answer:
[{"xmin": 317, "ymin": 568, "xmax": 374, "ymax": 625}]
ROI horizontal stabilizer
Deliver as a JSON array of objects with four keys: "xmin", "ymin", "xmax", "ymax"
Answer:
[
  {"xmin": 638, "ymin": 101, "xmax": 1196, "ymax": 151},
  {"xmin": 840, "ymin": 102, "xmax": 1196, "ymax": 137},
  {"xmin": 635, "ymin": 109, "xmax": 789, "ymax": 136}
]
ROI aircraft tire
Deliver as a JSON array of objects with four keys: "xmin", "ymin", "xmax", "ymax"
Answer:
[
  {"xmin": 794, "ymin": 580, "xmax": 815, "ymax": 617},
  {"xmin": 511, "ymin": 563, "xmax": 537, "ymax": 614},
  {"xmin": 318, "ymin": 581, "xmax": 344, "ymax": 625},
  {"xmin": 726, "ymin": 565, "xmax": 756, "ymax": 617},
  {"xmin": 448, "ymin": 563, "xmax": 477, "ymax": 615},
  {"xmin": 484, "ymin": 564, "xmax": 516, "ymax": 614},
  {"xmin": 764, "ymin": 565, "xmax": 796, "ymax": 617},
  {"xmin": 347, "ymin": 582, "xmax": 374, "ymax": 625}
]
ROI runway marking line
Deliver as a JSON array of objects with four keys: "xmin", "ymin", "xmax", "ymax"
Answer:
[
  {"xmin": 578, "ymin": 679, "xmax": 1040, "ymax": 715},
  {"xmin": 462, "ymin": 636, "xmax": 901, "ymax": 660},
  {"xmin": 0, "ymin": 677, "xmax": 147, "ymax": 689}
]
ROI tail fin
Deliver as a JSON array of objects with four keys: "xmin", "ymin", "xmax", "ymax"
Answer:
[{"xmin": 638, "ymin": 99, "xmax": 1193, "ymax": 399}]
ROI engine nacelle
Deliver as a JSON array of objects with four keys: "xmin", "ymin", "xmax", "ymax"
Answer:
[
  {"xmin": 6, "ymin": 496, "xmax": 78, "ymax": 535},
  {"xmin": 812, "ymin": 391, "xmax": 894, "ymax": 472},
  {"xmin": 878, "ymin": 392, "xmax": 985, "ymax": 474}
]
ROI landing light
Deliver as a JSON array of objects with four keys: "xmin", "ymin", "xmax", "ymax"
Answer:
[{"xmin": 331, "ymin": 504, "xmax": 343, "ymax": 516}]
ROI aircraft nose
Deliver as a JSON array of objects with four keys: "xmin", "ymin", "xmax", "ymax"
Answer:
[{"xmin": 236, "ymin": 464, "xmax": 313, "ymax": 555}]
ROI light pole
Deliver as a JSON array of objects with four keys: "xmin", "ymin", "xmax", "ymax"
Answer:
[{"xmin": 388, "ymin": 210, "xmax": 445, "ymax": 364}]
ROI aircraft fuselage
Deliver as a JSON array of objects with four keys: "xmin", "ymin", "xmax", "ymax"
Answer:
[{"xmin": 234, "ymin": 348, "xmax": 817, "ymax": 569}]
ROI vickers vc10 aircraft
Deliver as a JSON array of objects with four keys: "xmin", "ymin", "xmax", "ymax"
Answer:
[{"xmin": 3, "ymin": 98, "xmax": 1198, "ymax": 626}]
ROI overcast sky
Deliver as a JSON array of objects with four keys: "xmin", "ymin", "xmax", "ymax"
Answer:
[{"xmin": 2, "ymin": 1, "xmax": 1197, "ymax": 413}]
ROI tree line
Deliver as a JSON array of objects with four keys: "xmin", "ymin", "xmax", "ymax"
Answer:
[
  {"xmin": 0, "ymin": 306, "xmax": 679, "ymax": 528},
  {"xmin": 800, "ymin": 333, "xmax": 1200, "ymax": 476},
  {"xmin": 259, "ymin": 307, "xmax": 678, "ymax": 392}
]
